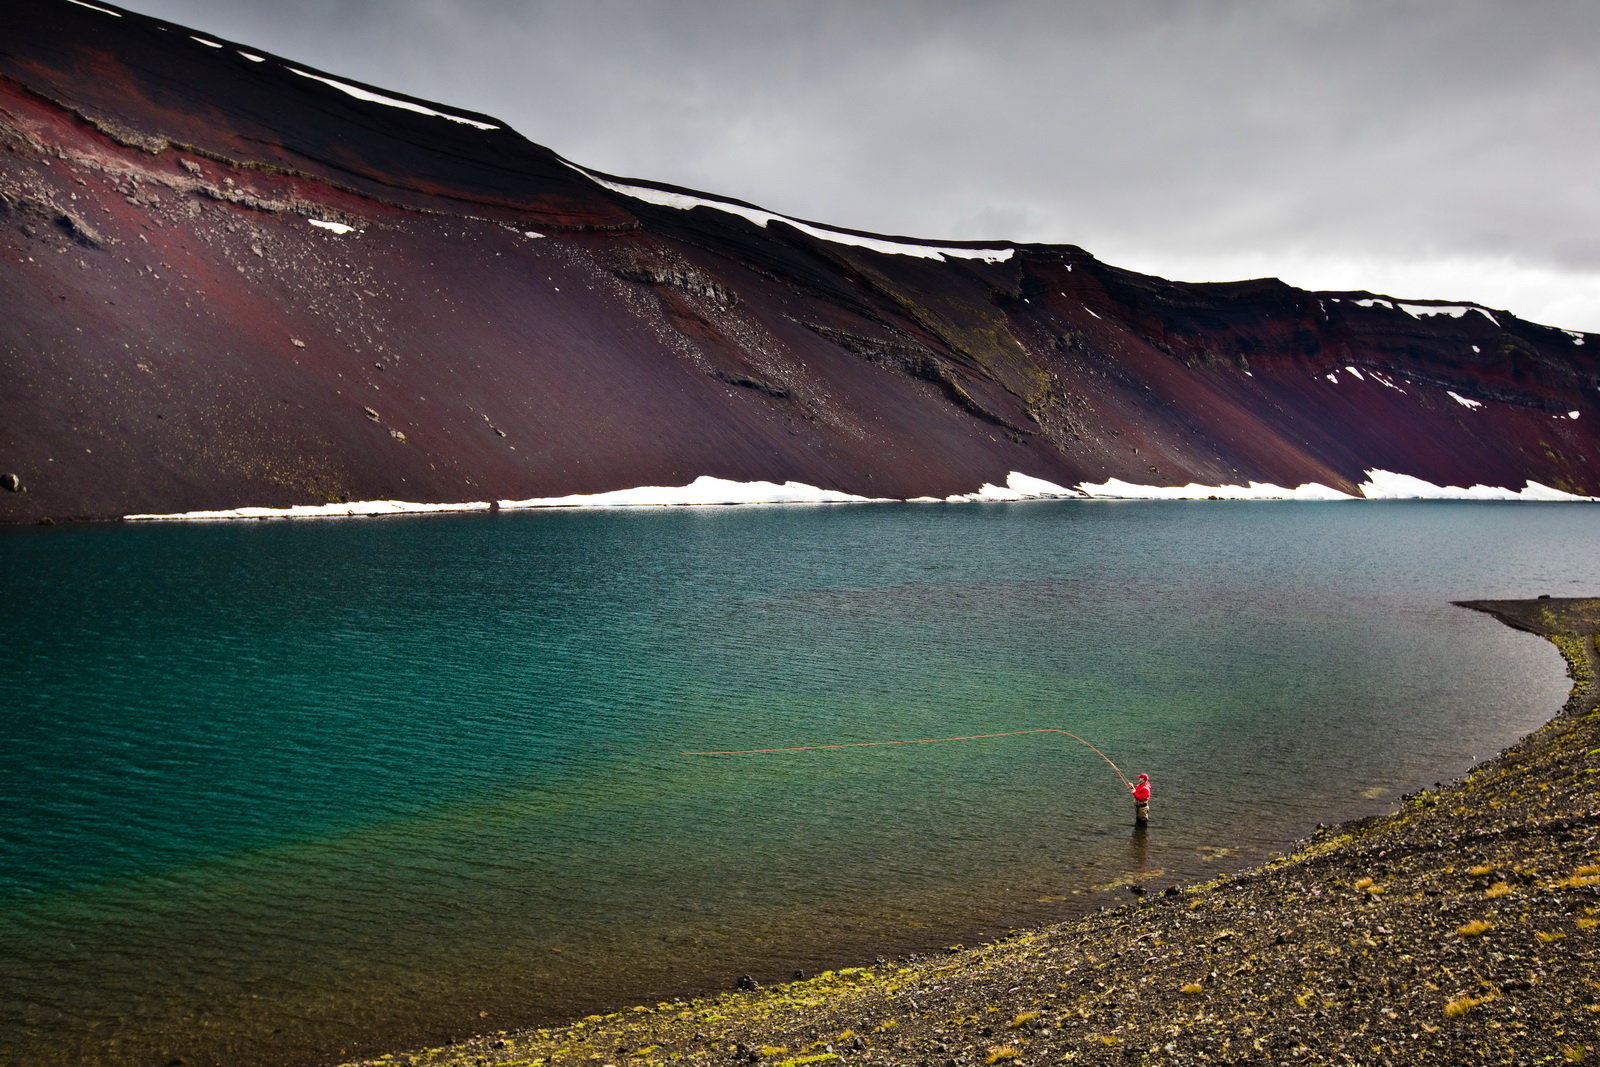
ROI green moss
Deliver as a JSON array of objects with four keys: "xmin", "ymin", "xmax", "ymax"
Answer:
[
  {"xmin": 1549, "ymin": 634, "xmax": 1595, "ymax": 703},
  {"xmin": 848, "ymin": 262, "xmax": 1052, "ymax": 405}
]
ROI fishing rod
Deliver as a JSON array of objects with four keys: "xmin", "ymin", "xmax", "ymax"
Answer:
[{"xmin": 680, "ymin": 727, "xmax": 1133, "ymax": 791}]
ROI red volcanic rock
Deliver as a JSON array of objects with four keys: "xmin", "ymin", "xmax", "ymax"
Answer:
[{"xmin": 1, "ymin": 0, "xmax": 1596, "ymax": 523}]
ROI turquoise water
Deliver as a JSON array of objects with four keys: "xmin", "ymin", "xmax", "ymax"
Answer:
[{"xmin": 1, "ymin": 501, "xmax": 1594, "ymax": 1065}]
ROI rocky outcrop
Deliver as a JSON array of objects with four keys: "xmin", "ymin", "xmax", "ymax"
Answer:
[{"xmin": 1, "ymin": 0, "xmax": 1596, "ymax": 523}]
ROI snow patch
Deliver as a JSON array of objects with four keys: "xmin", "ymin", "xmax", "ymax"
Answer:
[
  {"xmin": 191, "ymin": 36, "xmax": 223, "ymax": 48},
  {"xmin": 1076, "ymin": 479, "xmax": 1351, "ymax": 501},
  {"xmin": 523, "ymin": 230, "xmax": 545, "ymax": 239},
  {"xmin": 1345, "ymin": 365, "xmax": 1365, "ymax": 380},
  {"xmin": 308, "ymin": 218, "xmax": 357, "ymax": 235},
  {"xmin": 289, "ymin": 69, "xmax": 499, "ymax": 131},
  {"xmin": 1569, "ymin": 411, "xmax": 1581, "ymax": 420},
  {"xmin": 127, "ymin": 500, "xmax": 491, "ymax": 522},
  {"xmin": 499, "ymin": 476, "xmax": 879, "ymax": 510},
  {"xmin": 240, "ymin": 52, "xmax": 266, "ymax": 63},
  {"xmin": 1357, "ymin": 470, "xmax": 1596, "ymax": 501},
  {"xmin": 1448, "ymin": 391, "xmax": 1483, "ymax": 409},
  {"xmin": 1345, "ymin": 297, "xmax": 1499, "ymax": 326},
  {"xmin": 937, "ymin": 472, "xmax": 1080, "ymax": 503},
  {"xmin": 567, "ymin": 164, "xmax": 1012, "ymax": 263},
  {"xmin": 1566, "ymin": 330, "xmax": 1587, "ymax": 346},
  {"xmin": 123, "ymin": 466, "xmax": 1600, "ymax": 523},
  {"xmin": 1075, "ymin": 471, "xmax": 1597, "ymax": 502},
  {"xmin": 1398, "ymin": 301, "xmax": 1498, "ymax": 325},
  {"xmin": 65, "ymin": 0, "xmax": 121, "ymax": 15}
]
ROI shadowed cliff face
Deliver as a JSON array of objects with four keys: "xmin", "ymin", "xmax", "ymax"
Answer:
[{"xmin": 2, "ymin": 0, "xmax": 1596, "ymax": 523}]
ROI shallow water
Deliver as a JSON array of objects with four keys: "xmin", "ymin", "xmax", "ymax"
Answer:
[{"xmin": 1, "ymin": 500, "xmax": 1594, "ymax": 1065}]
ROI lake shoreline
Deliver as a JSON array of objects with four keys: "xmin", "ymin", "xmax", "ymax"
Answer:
[{"xmin": 352, "ymin": 596, "xmax": 1600, "ymax": 1066}]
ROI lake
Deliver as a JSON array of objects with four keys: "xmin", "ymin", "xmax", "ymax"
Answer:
[{"xmin": 2, "ymin": 500, "xmax": 1594, "ymax": 1065}]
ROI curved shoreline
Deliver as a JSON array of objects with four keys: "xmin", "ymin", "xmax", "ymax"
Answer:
[{"xmin": 350, "ymin": 597, "xmax": 1600, "ymax": 1067}]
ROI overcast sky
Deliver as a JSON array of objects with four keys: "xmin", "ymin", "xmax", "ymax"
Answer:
[{"xmin": 114, "ymin": 0, "xmax": 1599, "ymax": 332}]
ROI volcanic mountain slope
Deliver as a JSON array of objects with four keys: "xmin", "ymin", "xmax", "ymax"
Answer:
[{"xmin": 1, "ymin": 0, "xmax": 1596, "ymax": 524}]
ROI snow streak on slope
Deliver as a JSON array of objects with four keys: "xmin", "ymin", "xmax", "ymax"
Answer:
[
  {"xmin": 63, "ymin": 0, "xmax": 119, "ymax": 15},
  {"xmin": 289, "ymin": 68, "xmax": 499, "ymax": 130},
  {"xmin": 1338, "ymin": 297, "xmax": 1502, "ymax": 326},
  {"xmin": 567, "ymin": 163, "xmax": 1015, "ymax": 263}
]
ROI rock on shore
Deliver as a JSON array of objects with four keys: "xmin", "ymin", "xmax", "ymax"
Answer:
[{"xmin": 349, "ymin": 598, "xmax": 1599, "ymax": 1066}]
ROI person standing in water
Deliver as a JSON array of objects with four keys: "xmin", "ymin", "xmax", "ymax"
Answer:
[{"xmin": 1130, "ymin": 772, "xmax": 1151, "ymax": 826}]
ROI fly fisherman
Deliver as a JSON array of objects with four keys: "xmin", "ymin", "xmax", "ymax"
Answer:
[{"xmin": 1130, "ymin": 772, "xmax": 1151, "ymax": 826}]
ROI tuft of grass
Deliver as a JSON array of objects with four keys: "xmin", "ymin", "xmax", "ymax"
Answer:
[
  {"xmin": 758, "ymin": 1048, "xmax": 789, "ymax": 1057},
  {"xmin": 1009, "ymin": 1011, "xmax": 1040, "ymax": 1028},
  {"xmin": 1456, "ymin": 919, "xmax": 1494, "ymax": 938},
  {"xmin": 1444, "ymin": 993, "xmax": 1496, "ymax": 1018},
  {"xmin": 1485, "ymin": 882, "xmax": 1512, "ymax": 899},
  {"xmin": 1539, "ymin": 931, "xmax": 1569, "ymax": 944},
  {"xmin": 1467, "ymin": 864, "xmax": 1496, "ymax": 877},
  {"xmin": 984, "ymin": 1047, "xmax": 1021, "ymax": 1064},
  {"xmin": 1576, "ymin": 864, "xmax": 1600, "ymax": 877},
  {"xmin": 1559, "ymin": 873, "xmax": 1600, "ymax": 890},
  {"xmin": 1562, "ymin": 1046, "xmax": 1587, "ymax": 1063},
  {"xmin": 1576, "ymin": 917, "xmax": 1599, "ymax": 931},
  {"xmin": 776, "ymin": 1056, "xmax": 840, "ymax": 1067},
  {"xmin": 1180, "ymin": 982, "xmax": 1205, "ymax": 995},
  {"xmin": 1295, "ymin": 990, "xmax": 1314, "ymax": 1008},
  {"xmin": 873, "ymin": 1019, "xmax": 899, "ymax": 1032}
]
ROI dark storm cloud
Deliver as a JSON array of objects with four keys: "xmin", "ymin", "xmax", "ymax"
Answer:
[{"xmin": 113, "ymin": 0, "xmax": 1600, "ymax": 328}]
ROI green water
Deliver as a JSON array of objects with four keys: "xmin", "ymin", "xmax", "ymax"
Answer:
[{"xmin": 1, "ymin": 501, "xmax": 1593, "ymax": 1065}]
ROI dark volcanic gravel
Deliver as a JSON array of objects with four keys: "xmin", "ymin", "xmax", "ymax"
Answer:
[{"xmin": 351, "ymin": 598, "xmax": 1600, "ymax": 1067}]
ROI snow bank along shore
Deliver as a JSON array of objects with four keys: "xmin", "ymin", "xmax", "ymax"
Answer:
[{"xmin": 121, "ymin": 470, "xmax": 1597, "ymax": 522}]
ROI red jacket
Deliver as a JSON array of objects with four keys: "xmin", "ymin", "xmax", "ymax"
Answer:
[{"xmin": 1131, "ymin": 778, "xmax": 1151, "ymax": 802}]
